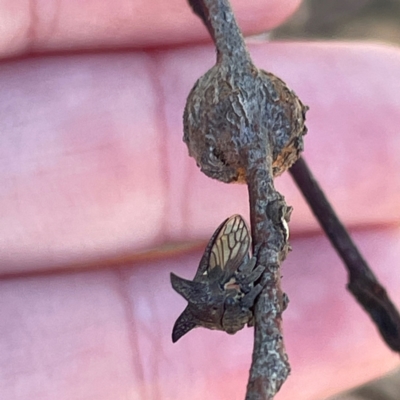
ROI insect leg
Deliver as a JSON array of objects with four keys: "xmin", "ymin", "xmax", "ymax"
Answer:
[{"xmin": 241, "ymin": 283, "xmax": 263, "ymax": 309}]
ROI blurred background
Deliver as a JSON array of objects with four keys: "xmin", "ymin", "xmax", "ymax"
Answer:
[
  {"xmin": 273, "ymin": 0, "xmax": 400, "ymax": 44},
  {"xmin": 271, "ymin": 1, "xmax": 400, "ymax": 399}
]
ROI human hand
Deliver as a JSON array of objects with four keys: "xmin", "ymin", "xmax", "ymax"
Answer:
[{"xmin": 1, "ymin": 1, "xmax": 399, "ymax": 399}]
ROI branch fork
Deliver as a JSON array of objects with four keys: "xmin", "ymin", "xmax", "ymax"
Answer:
[
  {"xmin": 173, "ymin": 0, "xmax": 307, "ymax": 398},
  {"xmin": 170, "ymin": 1, "xmax": 400, "ymax": 399}
]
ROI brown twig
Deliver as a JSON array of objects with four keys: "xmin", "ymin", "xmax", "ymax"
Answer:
[
  {"xmin": 290, "ymin": 157, "xmax": 400, "ymax": 353},
  {"xmin": 182, "ymin": 0, "xmax": 308, "ymax": 398},
  {"xmin": 245, "ymin": 166, "xmax": 293, "ymax": 398},
  {"xmin": 174, "ymin": 2, "xmax": 399, "ymax": 399}
]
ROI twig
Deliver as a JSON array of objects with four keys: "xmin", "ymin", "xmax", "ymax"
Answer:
[
  {"xmin": 245, "ymin": 166, "xmax": 293, "ymax": 398},
  {"xmin": 182, "ymin": 0, "xmax": 308, "ymax": 398},
  {"xmin": 173, "ymin": 2, "xmax": 399, "ymax": 399},
  {"xmin": 290, "ymin": 157, "xmax": 400, "ymax": 353}
]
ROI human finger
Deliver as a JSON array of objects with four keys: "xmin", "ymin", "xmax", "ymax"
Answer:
[
  {"xmin": 1, "ymin": 42, "xmax": 400, "ymax": 275},
  {"xmin": 0, "ymin": 229, "xmax": 399, "ymax": 399},
  {"xmin": 0, "ymin": 0, "xmax": 301, "ymax": 57}
]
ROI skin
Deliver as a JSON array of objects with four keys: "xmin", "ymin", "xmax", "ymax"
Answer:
[{"xmin": 0, "ymin": 1, "xmax": 399, "ymax": 399}]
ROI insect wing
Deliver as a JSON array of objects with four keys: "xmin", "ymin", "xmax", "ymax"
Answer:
[{"xmin": 208, "ymin": 215, "xmax": 251, "ymax": 281}]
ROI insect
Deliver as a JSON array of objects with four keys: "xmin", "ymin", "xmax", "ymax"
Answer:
[{"xmin": 170, "ymin": 214, "xmax": 265, "ymax": 342}]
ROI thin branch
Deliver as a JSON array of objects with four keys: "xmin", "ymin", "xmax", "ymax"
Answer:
[
  {"xmin": 290, "ymin": 156, "xmax": 400, "ymax": 353},
  {"xmin": 176, "ymin": 4, "xmax": 399, "ymax": 400},
  {"xmin": 182, "ymin": 1, "xmax": 307, "ymax": 399},
  {"xmin": 245, "ymin": 165, "xmax": 292, "ymax": 399}
]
